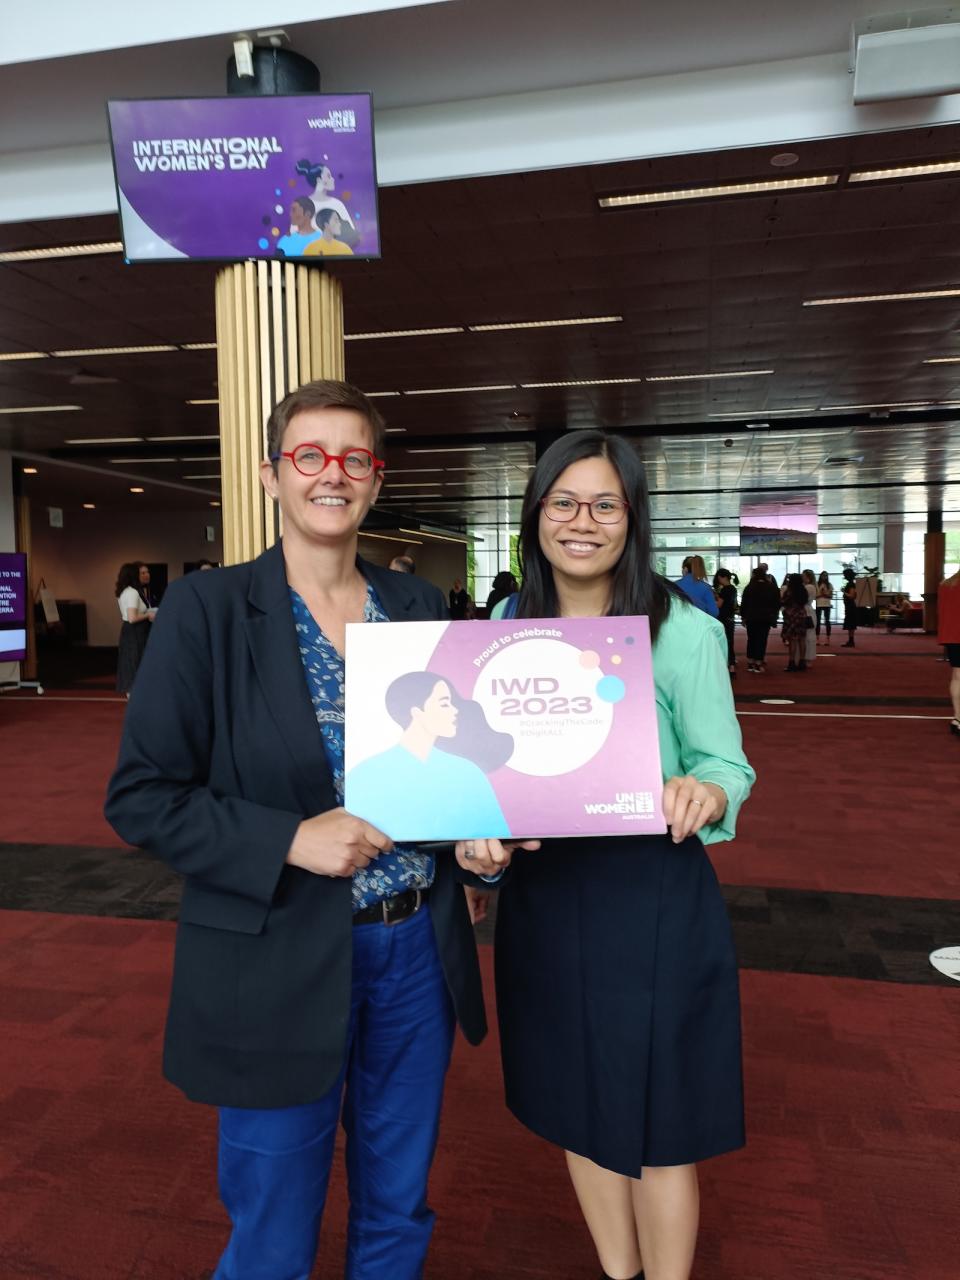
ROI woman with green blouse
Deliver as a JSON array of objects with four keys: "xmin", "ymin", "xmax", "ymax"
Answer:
[{"xmin": 476, "ymin": 430, "xmax": 755, "ymax": 1280}]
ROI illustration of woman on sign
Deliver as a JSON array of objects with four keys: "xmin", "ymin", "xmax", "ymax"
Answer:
[
  {"xmin": 346, "ymin": 671, "xmax": 513, "ymax": 840},
  {"xmin": 295, "ymin": 158, "xmax": 361, "ymax": 248}
]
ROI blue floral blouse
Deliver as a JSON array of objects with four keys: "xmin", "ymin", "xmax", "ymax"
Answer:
[{"xmin": 290, "ymin": 583, "xmax": 434, "ymax": 911}]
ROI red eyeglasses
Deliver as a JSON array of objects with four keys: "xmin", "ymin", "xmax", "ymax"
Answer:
[{"xmin": 271, "ymin": 443, "xmax": 385, "ymax": 479}]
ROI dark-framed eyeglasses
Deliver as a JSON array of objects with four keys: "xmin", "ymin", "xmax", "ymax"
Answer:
[
  {"xmin": 540, "ymin": 495, "xmax": 630, "ymax": 525},
  {"xmin": 271, "ymin": 442, "xmax": 385, "ymax": 480}
]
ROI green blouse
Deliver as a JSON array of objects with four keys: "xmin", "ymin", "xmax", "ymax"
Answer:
[{"xmin": 490, "ymin": 594, "xmax": 755, "ymax": 844}]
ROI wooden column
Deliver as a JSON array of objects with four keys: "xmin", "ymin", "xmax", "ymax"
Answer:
[
  {"xmin": 923, "ymin": 531, "xmax": 945, "ymax": 633},
  {"xmin": 214, "ymin": 262, "xmax": 344, "ymax": 565}
]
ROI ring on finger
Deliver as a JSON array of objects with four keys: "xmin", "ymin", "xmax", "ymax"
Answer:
[
  {"xmin": 463, "ymin": 841, "xmax": 476, "ymax": 861},
  {"xmin": 690, "ymin": 799, "xmax": 703, "ymax": 808}
]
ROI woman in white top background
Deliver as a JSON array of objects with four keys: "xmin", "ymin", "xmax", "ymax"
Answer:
[
  {"xmin": 801, "ymin": 568, "xmax": 818, "ymax": 666},
  {"xmin": 815, "ymin": 571, "xmax": 834, "ymax": 644},
  {"xmin": 115, "ymin": 561, "xmax": 155, "ymax": 696}
]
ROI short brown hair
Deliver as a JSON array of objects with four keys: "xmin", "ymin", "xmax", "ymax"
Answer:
[{"xmin": 266, "ymin": 379, "xmax": 386, "ymax": 465}]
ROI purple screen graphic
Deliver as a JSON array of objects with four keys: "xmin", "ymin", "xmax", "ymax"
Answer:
[
  {"xmin": 0, "ymin": 551, "xmax": 27, "ymax": 663},
  {"xmin": 108, "ymin": 96, "xmax": 379, "ymax": 262}
]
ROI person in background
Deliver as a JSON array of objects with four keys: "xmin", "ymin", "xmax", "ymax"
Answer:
[
  {"xmin": 115, "ymin": 562, "xmax": 156, "ymax": 696},
  {"xmin": 485, "ymin": 570, "xmax": 519, "ymax": 616},
  {"xmin": 478, "ymin": 429, "xmax": 754, "ymax": 1280},
  {"xmin": 389, "ymin": 554, "xmax": 416, "ymax": 574},
  {"xmin": 841, "ymin": 568, "xmax": 858, "ymax": 647},
  {"xmin": 740, "ymin": 565, "xmax": 781, "ymax": 673},
  {"xmin": 800, "ymin": 569, "xmax": 817, "ymax": 666},
  {"xmin": 676, "ymin": 554, "xmax": 719, "ymax": 617},
  {"xmin": 937, "ymin": 568, "xmax": 960, "ymax": 736},
  {"xmin": 758, "ymin": 561, "xmax": 778, "ymax": 587},
  {"xmin": 713, "ymin": 567, "xmax": 738, "ymax": 674},
  {"xmin": 196, "ymin": 559, "xmax": 217, "ymax": 572},
  {"xmin": 815, "ymin": 571, "xmax": 834, "ymax": 643},
  {"xmin": 781, "ymin": 573, "xmax": 810, "ymax": 672},
  {"xmin": 449, "ymin": 578, "xmax": 469, "ymax": 619},
  {"xmin": 886, "ymin": 594, "xmax": 913, "ymax": 633}
]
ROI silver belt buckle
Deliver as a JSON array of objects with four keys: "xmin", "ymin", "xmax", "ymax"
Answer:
[{"xmin": 383, "ymin": 888, "xmax": 420, "ymax": 926}]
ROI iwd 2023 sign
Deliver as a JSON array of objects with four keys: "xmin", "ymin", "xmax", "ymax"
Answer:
[
  {"xmin": 107, "ymin": 96, "xmax": 380, "ymax": 262},
  {"xmin": 344, "ymin": 617, "xmax": 666, "ymax": 841}
]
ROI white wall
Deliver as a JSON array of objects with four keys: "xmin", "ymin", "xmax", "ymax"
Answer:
[{"xmin": 30, "ymin": 506, "xmax": 222, "ymax": 647}]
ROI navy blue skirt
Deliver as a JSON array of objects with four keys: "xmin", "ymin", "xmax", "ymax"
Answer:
[{"xmin": 494, "ymin": 833, "xmax": 744, "ymax": 1178}]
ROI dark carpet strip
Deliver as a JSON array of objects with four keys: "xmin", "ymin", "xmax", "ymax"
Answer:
[{"xmin": 2, "ymin": 842, "xmax": 958, "ymax": 988}]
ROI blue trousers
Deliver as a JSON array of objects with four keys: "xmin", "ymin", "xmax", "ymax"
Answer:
[{"xmin": 214, "ymin": 906, "xmax": 455, "ymax": 1280}]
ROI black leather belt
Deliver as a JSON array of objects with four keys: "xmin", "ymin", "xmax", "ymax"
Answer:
[{"xmin": 352, "ymin": 887, "xmax": 428, "ymax": 927}]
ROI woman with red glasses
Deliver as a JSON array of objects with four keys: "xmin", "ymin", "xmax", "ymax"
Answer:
[
  {"xmin": 481, "ymin": 430, "xmax": 755, "ymax": 1280},
  {"xmin": 106, "ymin": 379, "xmax": 531, "ymax": 1280}
]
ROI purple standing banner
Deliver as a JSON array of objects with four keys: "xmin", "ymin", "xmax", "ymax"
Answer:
[
  {"xmin": 0, "ymin": 552, "xmax": 28, "ymax": 663},
  {"xmin": 107, "ymin": 95, "xmax": 379, "ymax": 262},
  {"xmin": 344, "ymin": 616, "xmax": 666, "ymax": 842}
]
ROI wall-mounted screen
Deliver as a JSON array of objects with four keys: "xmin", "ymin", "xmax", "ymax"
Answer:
[
  {"xmin": 0, "ymin": 551, "xmax": 28, "ymax": 663},
  {"xmin": 740, "ymin": 495, "xmax": 818, "ymax": 555},
  {"xmin": 107, "ymin": 95, "xmax": 380, "ymax": 262}
]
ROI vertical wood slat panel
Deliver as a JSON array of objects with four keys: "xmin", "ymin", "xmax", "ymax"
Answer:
[{"xmin": 215, "ymin": 264, "xmax": 344, "ymax": 564}]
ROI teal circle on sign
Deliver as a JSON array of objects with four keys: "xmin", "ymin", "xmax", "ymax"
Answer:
[{"xmin": 596, "ymin": 674, "xmax": 626, "ymax": 703}]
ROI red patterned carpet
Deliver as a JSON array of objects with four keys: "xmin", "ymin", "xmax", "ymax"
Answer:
[{"xmin": 0, "ymin": 914, "xmax": 956, "ymax": 1280}]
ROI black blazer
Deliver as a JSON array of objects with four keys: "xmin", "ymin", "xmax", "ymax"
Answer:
[{"xmin": 105, "ymin": 544, "xmax": 486, "ymax": 1108}]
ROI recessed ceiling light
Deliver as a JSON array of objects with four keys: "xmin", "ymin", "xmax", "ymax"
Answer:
[
  {"xmin": 129, "ymin": 486, "xmax": 145, "ymax": 494},
  {"xmin": 181, "ymin": 341, "xmax": 218, "ymax": 351},
  {"xmin": 82, "ymin": 503, "xmax": 96, "ymax": 510},
  {"xmin": 398, "ymin": 527, "xmax": 469, "ymax": 544},
  {"xmin": 599, "ymin": 174, "xmax": 838, "ymax": 208},
  {"xmin": 804, "ymin": 287, "xmax": 960, "ymax": 306},
  {"xmin": 819, "ymin": 400, "xmax": 935, "ymax": 411},
  {"xmin": 709, "ymin": 408, "xmax": 813, "ymax": 418},
  {"xmin": 210, "ymin": 500, "xmax": 221, "ymax": 507},
  {"xmin": 147, "ymin": 434, "xmax": 221, "ymax": 442},
  {"xmin": 849, "ymin": 159, "xmax": 960, "ymax": 183},
  {"xmin": 0, "ymin": 241, "xmax": 123, "ymax": 262},
  {"xmin": 468, "ymin": 316, "xmax": 622, "ymax": 332},
  {"xmin": 1, "ymin": 404, "xmax": 81, "ymax": 415},
  {"xmin": 647, "ymin": 370, "xmax": 774, "ymax": 382},
  {"xmin": 385, "ymin": 427, "xmax": 406, "ymax": 433},
  {"xmin": 346, "ymin": 327, "xmax": 464, "ymax": 341},
  {"xmin": 923, "ymin": 355, "xmax": 960, "ymax": 364},
  {"xmin": 22, "ymin": 466, "xmax": 38, "ymax": 474},
  {"xmin": 0, "ymin": 351, "xmax": 47, "ymax": 361},
  {"xmin": 520, "ymin": 377, "xmax": 643, "ymax": 389},
  {"xmin": 405, "ymin": 384, "xmax": 515, "ymax": 396},
  {"xmin": 109, "ymin": 457, "xmax": 178, "ymax": 464},
  {"xmin": 359, "ymin": 532, "xmax": 425, "ymax": 545},
  {"xmin": 53, "ymin": 344, "xmax": 178, "ymax": 357},
  {"xmin": 65, "ymin": 436, "xmax": 142, "ymax": 444},
  {"xmin": 183, "ymin": 474, "xmax": 222, "ymax": 480},
  {"xmin": 407, "ymin": 446, "xmax": 487, "ymax": 454},
  {"xmin": 186, "ymin": 398, "xmax": 219, "ymax": 405},
  {"xmin": 364, "ymin": 391, "xmax": 402, "ymax": 398}
]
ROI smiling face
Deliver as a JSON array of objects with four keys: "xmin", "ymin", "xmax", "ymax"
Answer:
[
  {"xmin": 138, "ymin": 565, "xmax": 150, "ymax": 585},
  {"xmin": 538, "ymin": 455, "xmax": 628, "ymax": 591},
  {"xmin": 259, "ymin": 406, "xmax": 383, "ymax": 551},
  {"xmin": 417, "ymin": 681, "xmax": 458, "ymax": 738}
]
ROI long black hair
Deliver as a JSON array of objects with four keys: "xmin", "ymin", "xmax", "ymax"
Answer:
[
  {"xmin": 384, "ymin": 671, "xmax": 513, "ymax": 772},
  {"xmin": 782, "ymin": 573, "xmax": 808, "ymax": 608},
  {"xmin": 515, "ymin": 430, "xmax": 678, "ymax": 640},
  {"xmin": 115, "ymin": 562, "xmax": 146, "ymax": 598}
]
